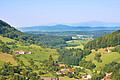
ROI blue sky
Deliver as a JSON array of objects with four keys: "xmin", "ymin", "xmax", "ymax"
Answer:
[{"xmin": 0, "ymin": 0, "xmax": 120, "ymax": 27}]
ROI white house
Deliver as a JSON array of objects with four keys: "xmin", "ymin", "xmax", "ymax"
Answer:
[
  {"xmin": 87, "ymin": 74, "xmax": 92, "ymax": 79},
  {"xmin": 108, "ymin": 49, "xmax": 111, "ymax": 53},
  {"xmin": 19, "ymin": 50, "xmax": 25, "ymax": 54}
]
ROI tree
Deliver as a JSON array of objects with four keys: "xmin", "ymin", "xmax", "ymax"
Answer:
[{"xmin": 49, "ymin": 55, "xmax": 53, "ymax": 62}]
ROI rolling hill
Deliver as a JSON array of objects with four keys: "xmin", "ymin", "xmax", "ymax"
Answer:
[
  {"xmin": 84, "ymin": 30, "xmax": 120, "ymax": 50},
  {"xmin": 18, "ymin": 24, "xmax": 120, "ymax": 32}
]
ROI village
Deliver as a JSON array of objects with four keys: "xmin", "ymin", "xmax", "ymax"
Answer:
[
  {"xmin": 11, "ymin": 49, "xmax": 113, "ymax": 80},
  {"xmin": 13, "ymin": 50, "xmax": 32, "ymax": 54},
  {"xmin": 72, "ymin": 35, "xmax": 93, "ymax": 40},
  {"xmin": 40, "ymin": 63, "xmax": 112, "ymax": 80}
]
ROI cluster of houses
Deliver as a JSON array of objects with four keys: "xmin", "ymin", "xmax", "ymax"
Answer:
[
  {"xmin": 72, "ymin": 35, "xmax": 93, "ymax": 40},
  {"xmin": 55, "ymin": 64, "xmax": 75, "ymax": 75},
  {"xmin": 55, "ymin": 64, "xmax": 93, "ymax": 80},
  {"xmin": 103, "ymin": 72, "xmax": 112, "ymax": 80},
  {"xmin": 56, "ymin": 68, "xmax": 75, "ymax": 75},
  {"xmin": 41, "ymin": 77, "xmax": 59, "ymax": 80},
  {"xmin": 82, "ymin": 74, "xmax": 93, "ymax": 80},
  {"xmin": 13, "ymin": 50, "xmax": 31, "ymax": 54}
]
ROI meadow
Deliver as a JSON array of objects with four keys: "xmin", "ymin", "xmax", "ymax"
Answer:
[
  {"xmin": 85, "ymin": 48, "xmax": 120, "ymax": 69},
  {"xmin": 66, "ymin": 40, "xmax": 89, "ymax": 49},
  {"xmin": 0, "ymin": 36, "xmax": 59, "ymax": 67}
]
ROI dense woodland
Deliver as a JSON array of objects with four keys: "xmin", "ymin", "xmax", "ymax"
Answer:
[
  {"xmin": 0, "ymin": 39, "xmax": 10, "ymax": 53},
  {"xmin": 29, "ymin": 34, "xmax": 72, "ymax": 47},
  {"xmin": 26, "ymin": 30, "xmax": 113, "ymax": 39},
  {"xmin": 57, "ymin": 48, "xmax": 93, "ymax": 66},
  {"xmin": 111, "ymin": 45, "xmax": 120, "ymax": 53},
  {"xmin": 0, "ymin": 20, "xmax": 42, "ymax": 46},
  {"xmin": 84, "ymin": 30, "xmax": 120, "ymax": 50},
  {"xmin": 103, "ymin": 62, "xmax": 120, "ymax": 80}
]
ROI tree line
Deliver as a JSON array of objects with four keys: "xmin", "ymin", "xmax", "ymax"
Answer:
[{"xmin": 84, "ymin": 30, "xmax": 120, "ymax": 50}]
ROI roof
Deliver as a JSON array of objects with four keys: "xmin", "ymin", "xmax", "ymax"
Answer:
[
  {"xmin": 19, "ymin": 50, "xmax": 24, "ymax": 52},
  {"xmin": 69, "ymin": 69, "xmax": 75, "ymax": 72},
  {"xmin": 41, "ymin": 77, "xmax": 58, "ymax": 80},
  {"xmin": 59, "ymin": 64, "xmax": 65, "ymax": 67}
]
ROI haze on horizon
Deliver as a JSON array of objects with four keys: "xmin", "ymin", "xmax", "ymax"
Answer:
[{"xmin": 0, "ymin": 0, "xmax": 120, "ymax": 27}]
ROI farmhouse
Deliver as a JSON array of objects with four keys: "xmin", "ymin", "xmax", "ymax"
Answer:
[
  {"xmin": 108, "ymin": 49, "xmax": 111, "ymax": 53},
  {"xmin": 59, "ymin": 64, "xmax": 65, "ymax": 67},
  {"xmin": 104, "ymin": 72, "xmax": 112, "ymax": 80},
  {"xmin": 82, "ymin": 74, "xmax": 93, "ymax": 79},
  {"xmin": 56, "ymin": 69, "xmax": 75, "ymax": 74},
  {"xmin": 41, "ymin": 77, "xmax": 59, "ymax": 80},
  {"xmin": 28, "ymin": 52, "xmax": 32, "ymax": 54},
  {"xmin": 13, "ymin": 50, "xmax": 25, "ymax": 54}
]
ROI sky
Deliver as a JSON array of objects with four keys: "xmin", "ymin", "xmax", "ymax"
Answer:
[{"xmin": 0, "ymin": 0, "xmax": 120, "ymax": 27}]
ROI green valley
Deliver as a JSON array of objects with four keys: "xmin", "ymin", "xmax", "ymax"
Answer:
[{"xmin": 0, "ymin": 20, "xmax": 120, "ymax": 80}]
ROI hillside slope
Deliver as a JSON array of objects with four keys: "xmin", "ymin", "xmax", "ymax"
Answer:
[
  {"xmin": 84, "ymin": 30, "xmax": 120, "ymax": 49},
  {"xmin": 0, "ymin": 52, "xmax": 17, "ymax": 66},
  {"xmin": 85, "ymin": 48, "xmax": 120, "ymax": 69},
  {"xmin": 0, "ymin": 20, "xmax": 42, "ymax": 46}
]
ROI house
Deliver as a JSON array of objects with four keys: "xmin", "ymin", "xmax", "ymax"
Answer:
[
  {"xmin": 19, "ymin": 50, "xmax": 25, "ymax": 54},
  {"xmin": 59, "ymin": 64, "xmax": 65, "ymax": 67},
  {"xmin": 69, "ymin": 69, "xmax": 75, "ymax": 74},
  {"xmin": 82, "ymin": 74, "xmax": 93, "ymax": 79},
  {"xmin": 56, "ymin": 69, "xmax": 75, "ymax": 75},
  {"xmin": 87, "ymin": 74, "xmax": 93, "ymax": 79},
  {"xmin": 104, "ymin": 75, "xmax": 112, "ymax": 80},
  {"xmin": 28, "ymin": 52, "xmax": 31, "ymax": 54},
  {"xmin": 104, "ymin": 72, "xmax": 112, "ymax": 80},
  {"xmin": 13, "ymin": 50, "xmax": 25, "ymax": 54},
  {"xmin": 108, "ymin": 49, "xmax": 111, "ymax": 53},
  {"xmin": 82, "ymin": 75, "xmax": 87, "ymax": 79},
  {"xmin": 72, "ymin": 37, "xmax": 77, "ymax": 39},
  {"xmin": 41, "ymin": 77, "xmax": 59, "ymax": 80},
  {"xmin": 106, "ymin": 72, "xmax": 112, "ymax": 76}
]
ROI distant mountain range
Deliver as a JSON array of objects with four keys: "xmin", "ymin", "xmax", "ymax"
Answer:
[
  {"xmin": 70, "ymin": 21, "xmax": 120, "ymax": 27},
  {"xmin": 17, "ymin": 21, "xmax": 120, "ymax": 32}
]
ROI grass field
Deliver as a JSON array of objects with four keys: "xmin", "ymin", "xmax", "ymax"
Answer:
[
  {"xmin": 66, "ymin": 40, "xmax": 89, "ymax": 49},
  {"xmin": 0, "ymin": 60, "xmax": 4, "ymax": 68},
  {"xmin": 0, "ymin": 52, "xmax": 18, "ymax": 66},
  {"xmin": 0, "ymin": 36, "xmax": 15, "ymax": 43},
  {"xmin": 59, "ymin": 76, "xmax": 86, "ymax": 80},
  {"xmin": 0, "ymin": 36, "xmax": 59, "ymax": 66},
  {"xmin": 85, "ymin": 48, "xmax": 120, "ymax": 69}
]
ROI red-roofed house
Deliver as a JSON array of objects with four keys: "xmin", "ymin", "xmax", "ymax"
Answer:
[{"xmin": 56, "ymin": 69, "xmax": 75, "ymax": 75}]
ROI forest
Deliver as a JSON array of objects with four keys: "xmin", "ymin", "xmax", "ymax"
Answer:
[
  {"xmin": 84, "ymin": 30, "xmax": 120, "ymax": 50},
  {"xmin": 26, "ymin": 30, "xmax": 114, "ymax": 39},
  {"xmin": 0, "ymin": 20, "xmax": 42, "ymax": 46},
  {"xmin": 29, "ymin": 34, "xmax": 72, "ymax": 47},
  {"xmin": 57, "ymin": 48, "xmax": 93, "ymax": 66}
]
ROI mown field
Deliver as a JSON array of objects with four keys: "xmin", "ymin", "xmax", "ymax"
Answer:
[
  {"xmin": 0, "ymin": 52, "xmax": 18, "ymax": 68},
  {"xmin": 66, "ymin": 40, "xmax": 89, "ymax": 49}
]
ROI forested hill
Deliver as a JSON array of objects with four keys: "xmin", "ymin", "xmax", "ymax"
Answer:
[
  {"xmin": 84, "ymin": 30, "xmax": 120, "ymax": 50},
  {"xmin": 0, "ymin": 20, "xmax": 42, "ymax": 45}
]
